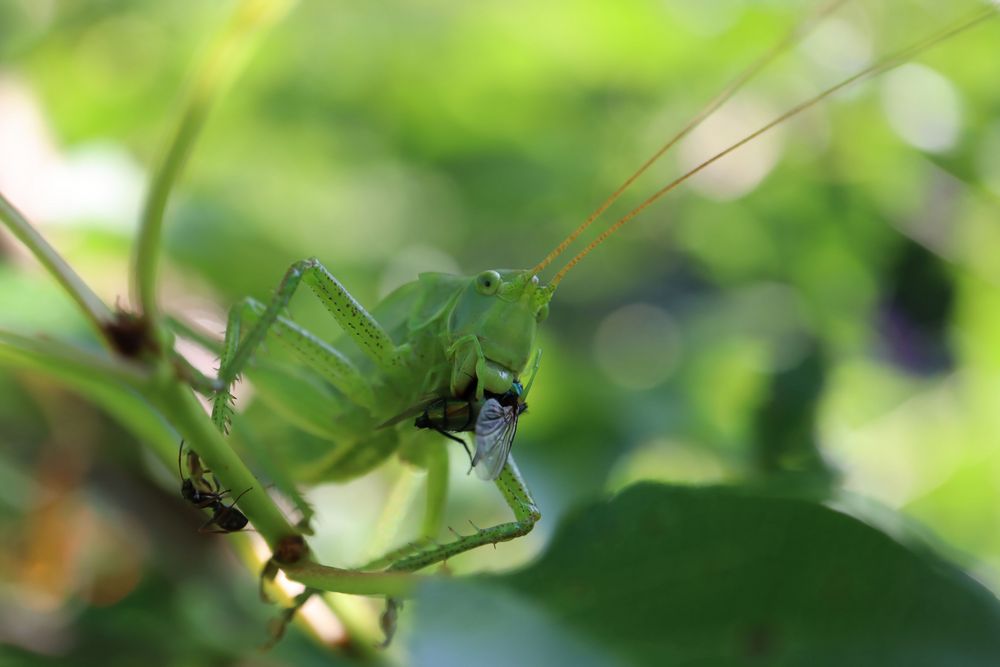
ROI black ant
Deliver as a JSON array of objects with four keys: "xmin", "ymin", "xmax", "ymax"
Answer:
[{"xmin": 177, "ymin": 440, "xmax": 251, "ymax": 533}]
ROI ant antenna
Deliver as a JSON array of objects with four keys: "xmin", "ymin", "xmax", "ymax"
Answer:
[
  {"xmin": 177, "ymin": 439, "xmax": 185, "ymax": 479},
  {"xmin": 228, "ymin": 487, "xmax": 253, "ymax": 506}
]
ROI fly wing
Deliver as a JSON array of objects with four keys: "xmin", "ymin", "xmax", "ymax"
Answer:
[{"xmin": 472, "ymin": 398, "xmax": 519, "ymax": 481}]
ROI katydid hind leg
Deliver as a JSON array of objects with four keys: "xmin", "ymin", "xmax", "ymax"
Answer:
[
  {"xmin": 387, "ymin": 455, "xmax": 540, "ymax": 572},
  {"xmin": 356, "ymin": 536, "xmax": 437, "ymax": 572},
  {"xmin": 212, "ymin": 259, "xmax": 392, "ymax": 431},
  {"xmin": 212, "ymin": 259, "xmax": 399, "ymax": 404},
  {"xmin": 218, "ymin": 297, "xmax": 375, "ymax": 400}
]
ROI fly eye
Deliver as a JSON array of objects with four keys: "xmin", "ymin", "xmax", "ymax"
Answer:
[
  {"xmin": 476, "ymin": 270, "xmax": 501, "ymax": 295},
  {"xmin": 536, "ymin": 303, "xmax": 549, "ymax": 322}
]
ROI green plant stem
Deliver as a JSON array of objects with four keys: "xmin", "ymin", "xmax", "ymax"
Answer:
[
  {"xmin": 283, "ymin": 562, "xmax": 416, "ymax": 598},
  {"xmin": 0, "ymin": 330, "xmax": 148, "ymax": 387},
  {"xmin": 169, "ymin": 349, "xmax": 222, "ymax": 395},
  {"xmin": 166, "ymin": 314, "xmax": 224, "ymax": 354},
  {"xmin": 131, "ymin": 0, "xmax": 295, "ymax": 326},
  {"xmin": 0, "ymin": 192, "xmax": 112, "ymax": 332}
]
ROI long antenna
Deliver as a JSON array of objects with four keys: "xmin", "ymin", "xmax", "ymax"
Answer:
[
  {"xmin": 530, "ymin": 0, "xmax": 849, "ymax": 276},
  {"xmin": 547, "ymin": 5, "xmax": 998, "ymax": 289}
]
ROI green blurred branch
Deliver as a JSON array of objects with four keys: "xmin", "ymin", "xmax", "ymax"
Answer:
[
  {"xmin": 0, "ymin": 329, "xmax": 147, "ymax": 387},
  {"xmin": 283, "ymin": 562, "xmax": 416, "ymax": 597},
  {"xmin": 166, "ymin": 314, "xmax": 224, "ymax": 355},
  {"xmin": 132, "ymin": 0, "xmax": 296, "ymax": 326},
  {"xmin": 0, "ymin": 192, "xmax": 113, "ymax": 333}
]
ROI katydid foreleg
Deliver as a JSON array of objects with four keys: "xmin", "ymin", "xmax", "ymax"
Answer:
[
  {"xmin": 448, "ymin": 334, "xmax": 517, "ymax": 401},
  {"xmin": 422, "ymin": 437, "xmax": 449, "ymax": 538}
]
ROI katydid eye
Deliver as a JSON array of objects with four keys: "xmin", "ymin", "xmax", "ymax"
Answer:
[
  {"xmin": 536, "ymin": 303, "xmax": 549, "ymax": 322},
  {"xmin": 476, "ymin": 270, "xmax": 501, "ymax": 295}
]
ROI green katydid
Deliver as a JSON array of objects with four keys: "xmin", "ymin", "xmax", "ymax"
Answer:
[
  {"xmin": 212, "ymin": 263, "xmax": 551, "ymax": 572},
  {"xmin": 194, "ymin": 2, "xmax": 997, "ymax": 579}
]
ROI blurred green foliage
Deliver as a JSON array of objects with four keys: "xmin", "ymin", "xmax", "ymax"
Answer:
[
  {"xmin": 1, "ymin": 0, "xmax": 1000, "ymax": 664},
  {"xmin": 415, "ymin": 485, "xmax": 1000, "ymax": 666}
]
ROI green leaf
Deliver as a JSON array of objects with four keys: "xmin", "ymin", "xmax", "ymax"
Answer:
[{"xmin": 409, "ymin": 484, "xmax": 1000, "ymax": 667}]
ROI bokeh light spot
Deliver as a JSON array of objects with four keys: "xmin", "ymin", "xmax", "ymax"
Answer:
[
  {"xmin": 880, "ymin": 64, "xmax": 961, "ymax": 153},
  {"xmin": 799, "ymin": 16, "xmax": 873, "ymax": 84},
  {"xmin": 592, "ymin": 303, "xmax": 680, "ymax": 390},
  {"xmin": 678, "ymin": 95, "xmax": 784, "ymax": 201}
]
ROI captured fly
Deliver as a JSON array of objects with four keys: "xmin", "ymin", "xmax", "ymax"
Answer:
[
  {"xmin": 413, "ymin": 382, "xmax": 528, "ymax": 480},
  {"xmin": 413, "ymin": 397, "xmax": 477, "ymax": 462},
  {"xmin": 415, "ymin": 398, "xmax": 474, "ymax": 438}
]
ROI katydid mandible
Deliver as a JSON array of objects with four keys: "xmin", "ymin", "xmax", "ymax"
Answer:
[{"xmin": 203, "ymin": 3, "xmax": 997, "ymax": 574}]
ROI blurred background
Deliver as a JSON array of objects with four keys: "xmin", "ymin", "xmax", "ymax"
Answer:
[{"xmin": 1, "ymin": 0, "xmax": 999, "ymax": 664}]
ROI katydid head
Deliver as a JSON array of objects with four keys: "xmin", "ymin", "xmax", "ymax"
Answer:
[{"xmin": 450, "ymin": 269, "xmax": 555, "ymax": 382}]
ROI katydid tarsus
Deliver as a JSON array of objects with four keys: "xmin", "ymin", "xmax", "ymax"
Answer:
[{"xmin": 188, "ymin": 2, "xmax": 997, "ymax": 581}]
